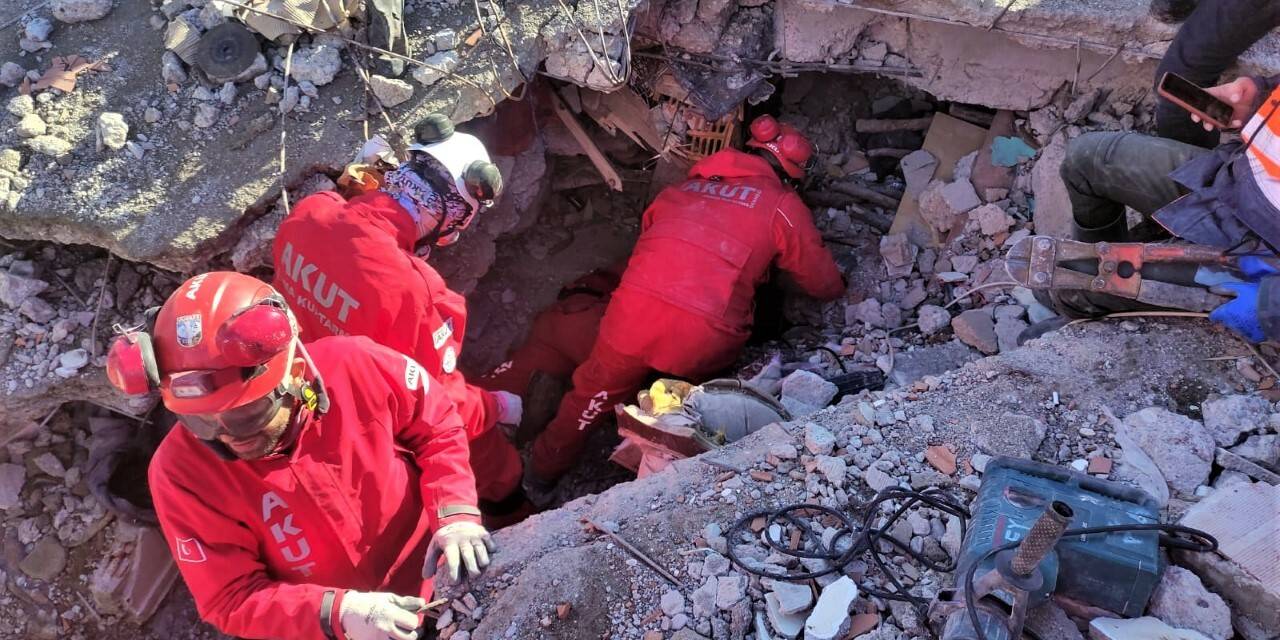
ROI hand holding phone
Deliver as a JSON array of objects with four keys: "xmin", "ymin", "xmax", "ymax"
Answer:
[{"xmin": 1158, "ymin": 73, "xmax": 1257, "ymax": 131}]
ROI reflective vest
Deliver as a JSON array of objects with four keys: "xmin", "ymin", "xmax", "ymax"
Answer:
[{"xmin": 1243, "ymin": 85, "xmax": 1280, "ymax": 206}]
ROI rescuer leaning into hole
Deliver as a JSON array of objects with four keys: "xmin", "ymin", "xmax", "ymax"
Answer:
[
  {"xmin": 521, "ymin": 115, "xmax": 849, "ymax": 504},
  {"xmin": 105, "ymin": 272, "xmax": 492, "ymax": 640},
  {"xmin": 268, "ymin": 114, "xmax": 534, "ymax": 529}
]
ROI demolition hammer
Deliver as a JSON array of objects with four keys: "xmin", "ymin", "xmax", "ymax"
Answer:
[{"xmin": 927, "ymin": 458, "xmax": 1218, "ymax": 640}]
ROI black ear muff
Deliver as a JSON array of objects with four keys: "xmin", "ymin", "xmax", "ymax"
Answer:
[
  {"xmin": 464, "ymin": 161, "xmax": 503, "ymax": 201},
  {"xmin": 135, "ymin": 331, "xmax": 162, "ymax": 388},
  {"xmin": 140, "ymin": 306, "xmax": 162, "ymax": 387},
  {"xmin": 415, "ymin": 113, "xmax": 456, "ymax": 145}
]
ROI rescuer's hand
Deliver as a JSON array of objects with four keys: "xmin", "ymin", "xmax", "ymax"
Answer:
[
  {"xmin": 1196, "ymin": 77, "xmax": 1261, "ymax": 130},
  {"xmin": 492, "ymin": 391, "xmax": 523, "ymax": 435},
  {"xmin": 339, "ymin": 591, "xmax": 426, "ymax": 640},
  {"xmin": 423, "ymin": 521, "xmax": 495, "ymax": 583}
]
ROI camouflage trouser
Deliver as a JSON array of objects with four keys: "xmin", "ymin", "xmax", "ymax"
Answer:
[{"xmin": 1039, "ymin": 131, "xmax": 1212, "ymax": 318}]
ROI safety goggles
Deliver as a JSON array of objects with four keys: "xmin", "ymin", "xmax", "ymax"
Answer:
[{"xmin": 177, "ymin": 390, "xmax": 288, "ymax": 441}]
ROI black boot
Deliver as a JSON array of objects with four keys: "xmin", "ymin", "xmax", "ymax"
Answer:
[{"xmin": 1150, "ymin": 0, "xmax": 1199, "ymax": 23}]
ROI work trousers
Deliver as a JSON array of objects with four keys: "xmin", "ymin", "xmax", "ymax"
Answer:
[
  {"xmin": 470, "ymin": 426, "xmax": 522, "ymax": 509},
  {"xmin": 1046, "ymin": 131, "xmax": 1211, "ymax": 316},
  {"xmin": 1155, "ymin": 0, "xmax": 1280, "ymax": 148}
]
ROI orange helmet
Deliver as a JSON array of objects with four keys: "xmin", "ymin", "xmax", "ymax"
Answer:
[
  {"xmin": 106, "ymin": 272, "xmax": 321, "ymax": 435},
  {"xmin": 745, "ymin": 115, "xmax": 814, "ymax": 180}
]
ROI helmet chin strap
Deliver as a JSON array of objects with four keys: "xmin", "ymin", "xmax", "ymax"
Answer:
[{"xmin": 197, "ymin": 340, "xmax": 330, "ymax": 462}]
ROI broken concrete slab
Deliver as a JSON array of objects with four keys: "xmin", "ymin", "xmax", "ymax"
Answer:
[
  {"xmin": 781, "ymin": 370, "xmax": 838, "ymax": 416},
  {"xmin": 1090, "ymin": 617, "xmax": 1211, "ymax": 640},
  {"xmin": 889, "ymin": 113, "xmax": 988, "ymax": 247},
  {"xmin": 764, "ymin": 591, "xmax": 805, "ymax": 639},
  {"xmin": 1118, "ymin": 407, "xmax": 1214, "ymax": 495},
  {"xmin": 971, "ymin": 412, "xmax": 1047, "ymax": 459},
  {"xmin": 20, "ymin": 536, "xmax": 67, "ymax": 581},
  {"xmin": 804, "ymin": 423, "xmax": 837, "ymax": 456},
  {"xmin": 1148, "ymin": 566, "xmax": 1234, "ymax": 640},
  {"xmin": 766, "ymin": 580, "xmax": 814, "ymax": 615},
  {"xmin": 1201, "ymin": 394, "xmax": 1271, "ymax": 448},
  {"xmin": 880, "ymin": 233, "xmax": 918, "ymax": 278},
  {"xmin": 0, "ymin": 0, "xmax": 644, "ymax": 271},
  {"xmin": 773, "ymin": 0, "xmax": 1203, "ymax": 112},
  {"xmin": 804, "ymin": 576, "xmax": 858, "ymax": 640},
  {"xmin": 1176, "ymin": 482, "xmax": 1280, "ymax": 640},
  {"xmin": 917, "ymin": 304, "xmax": 951, "ymax": 337},
  {"xmin": 900, "ymin": 149, "xmax": 938, "ymax": 197},
  {"xmin": 443, "ymin": 423, "xmax": 803, "ymax": 638},
  {"xmin": 1032, "ymin": 133, "xmax": 1073, "ymax": 240},
  {"xmin": 888, "ymin": 340, "xmax": 981, "ymax": 387},
  {"xmin": 952, "ymin": 308, "xmax": 998, "ymax": 354}
]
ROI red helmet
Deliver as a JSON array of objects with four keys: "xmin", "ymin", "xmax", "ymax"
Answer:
[
  {"xmin": 745, "ymin": 115, "xmax": 814, "ymax": 180},
  {"xmin": 106, "ymin": 272, "xmax": 300, "ymax": 417}
]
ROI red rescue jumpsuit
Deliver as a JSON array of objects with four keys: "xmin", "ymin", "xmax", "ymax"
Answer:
[
  {"xmin": 148, "ymin": 336, "xmax": 479, "ymax": 640},
  {"xmin": 478, "ymin": 268, "xmax": 620, "ymax": 396},
  {"xmin": 530, "ymin": 149, "xmax": 846, "ymax": 479},
  {"xmin": 272, "ymin": 191, "xmax": 521, "ymax": 505}
]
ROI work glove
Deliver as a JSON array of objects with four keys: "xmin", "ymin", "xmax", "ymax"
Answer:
[
  {"xmin": 423, "ymin": 521, "xmax": 495, "ymax": 583},
  {"xmin": 1211, "ymin": 282, "xmax": 1266, "ymax": 342},
  {"xmin": 338, "ymin": 591, "xmax": 426, "ymax": 640},
  {"xmin": 492, "ymin": 390, "xmax": 523, "ymax": 430}
]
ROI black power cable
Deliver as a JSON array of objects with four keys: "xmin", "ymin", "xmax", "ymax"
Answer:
[
  {"xmin": 725, "ymin": 487, "xmax": 970, "ymax": 606},
  {"xmin": 725, "ymin": 489, "xmax": 1219, "ymax": 640}
]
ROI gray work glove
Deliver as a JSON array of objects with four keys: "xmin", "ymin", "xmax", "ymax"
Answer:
[
  {"xmin": 338, "ymin": 591, "xmax": 425, "ymax": 640},
  {"xmin": 422, "ymin": 521, "xmax": 495, "ymax": 583},
  {"xmin": 491, "ymin": 390, "xmax": 523, "ymax": 439}
]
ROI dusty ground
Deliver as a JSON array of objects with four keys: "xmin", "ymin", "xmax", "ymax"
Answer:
[
  {"xmin": 2, "ymin": 0, "xmax": 1278, "ymax": 638},
  {"xmin": 443, "ymin": 319, "xmax": 1260, "ymax": 640}
]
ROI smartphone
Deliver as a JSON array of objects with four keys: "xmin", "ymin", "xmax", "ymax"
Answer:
[{"xmin": 1158, "ymin": 72, "xmax": 1236, "ymax": 129}]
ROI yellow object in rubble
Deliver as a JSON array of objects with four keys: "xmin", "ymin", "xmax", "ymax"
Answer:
[
  {"xmin": 647, "ymin": 380, "xmax": 685, "ymax": 415},
  {"xmin": 337, "ymin": 163, "xmax": 384, "ymax": 197}
]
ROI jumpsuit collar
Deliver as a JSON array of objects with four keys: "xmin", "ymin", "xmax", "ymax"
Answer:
[
  {"xmin": 689, "ymin": 149, "xmax": 785, "ymax": 185},
  {"xmin": 346, "ymin": 190, "xmax": 421, "ymax": 251}
]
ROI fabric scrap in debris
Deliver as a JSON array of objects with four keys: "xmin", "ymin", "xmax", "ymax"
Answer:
[{"xmin": 990, "ymin": 136, "xmax": 1037, "ymax": 167}]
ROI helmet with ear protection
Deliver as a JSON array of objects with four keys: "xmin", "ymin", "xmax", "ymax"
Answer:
[
  {"xmin": 405, "ymin": 114, "xmax": 503, "ymax": 213},
  {"xmin": 105, "ymin": 272, "xmax": 326, "ymax": 416},
  {"xmin": 745, "ymin": 115, "xmax": 814, "ymax": 180}
]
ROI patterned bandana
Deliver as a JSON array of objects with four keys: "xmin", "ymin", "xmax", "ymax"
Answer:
[{"xmin": 381, "ymin": 163, "xmax": 474, "ymax": 242}]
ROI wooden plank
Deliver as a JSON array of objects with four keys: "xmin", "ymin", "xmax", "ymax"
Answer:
[
  {"xmin": 550, "ymin": 93, "xmax": 624, "ymax": 191},
  {"xmin": 889, "ymin": 113, "xmax": 987, "ymax": 247},
  {"xmin": 581, "ymin": 87, "xmax": 665, "ymax": 153}
]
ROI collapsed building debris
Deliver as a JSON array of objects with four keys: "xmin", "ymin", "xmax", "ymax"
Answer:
[{"xmin": 2, "ymin": 0, "xmax": 1280, "ymax": 638}]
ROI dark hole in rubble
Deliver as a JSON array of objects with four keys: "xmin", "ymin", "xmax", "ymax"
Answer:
[
  {"xmin": 1167, "ymin": 376, "xmax": 1213, "ymax": 419},
  {"xmin": 449, "ymin": 72, "xmax": 971, "ymax": 507}
]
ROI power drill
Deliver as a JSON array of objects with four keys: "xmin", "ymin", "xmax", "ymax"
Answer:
[{"xmin": 928, "ymin": 458, "xmax": 1166, "ymax": 640}]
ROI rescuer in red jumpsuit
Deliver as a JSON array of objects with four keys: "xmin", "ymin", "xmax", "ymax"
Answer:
[
  {"xmin": 526, "ymin": 116, "xmax": 846, "ymax": 497},
  {"xmin": 479, "ymin": 267, "xmax": 620, "ymax": 397},
  {"xmin": 105, "ymin": 272, "xmax": 492, "ymax": 640},
  {"xmin": 271, "ymin": 115, "xmax": 529, "ymax": 524}
]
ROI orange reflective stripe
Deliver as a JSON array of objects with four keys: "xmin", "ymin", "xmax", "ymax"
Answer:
[
  {"xmin": 1249, "ymin": 143, "xmax": 1280, "ymax": 179},
  {"xmin": 1258, "ymin": 87, "xmax": 1280, "ymax": 135}
]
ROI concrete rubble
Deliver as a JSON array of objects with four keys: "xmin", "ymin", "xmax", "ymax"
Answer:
[
  {"xmin": 431, "ymin": 318, "xmax": 1266, "ymax": 639},
  {"xmin": 0, "ymin": 0, "xmax": 1279, "ymax": 637}
]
